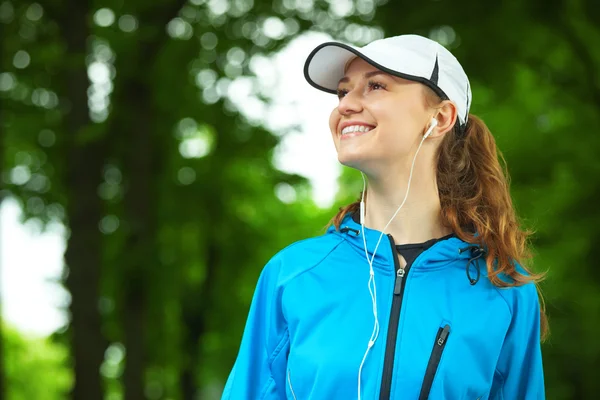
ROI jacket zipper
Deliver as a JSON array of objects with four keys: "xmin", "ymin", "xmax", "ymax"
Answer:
[
  {"xmin": 378, "ymin": 234, "xmax": 410, "ymax": 399},
  {"xmin": 418, "ymin": 324, "xmax": 451, "ymax": 400}
]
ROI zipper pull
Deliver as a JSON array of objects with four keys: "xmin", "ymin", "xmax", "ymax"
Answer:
[
  {"xmin": 394, "ymin": 268, "xmax": 405, "ymax": 295},
  {"xmin": 437, "ymin": 324, "xmax": 451, "ymax": 346}
]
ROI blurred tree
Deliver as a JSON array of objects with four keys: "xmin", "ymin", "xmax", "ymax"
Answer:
[
  {"xmin": 2, "ymin": 0, "xmax": 337, "ymax": 399},
  {"xmin": 45, "ymin": 0, "xmax": 107, "ymax": 398}
]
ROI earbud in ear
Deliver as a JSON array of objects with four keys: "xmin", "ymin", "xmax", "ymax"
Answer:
[{"xmin": 423, "ymin": 118, "xmax": 438, "ymax": 139}]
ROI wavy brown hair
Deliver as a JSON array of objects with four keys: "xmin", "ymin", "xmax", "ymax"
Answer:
[{"xmin": 329, "ymin": 91, "xmax": 548, "ymax": 340}]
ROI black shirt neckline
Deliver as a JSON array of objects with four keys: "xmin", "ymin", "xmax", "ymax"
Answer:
[{"xmin": 350, "ymin": 210, "xmax": 455, "ymax": 267}]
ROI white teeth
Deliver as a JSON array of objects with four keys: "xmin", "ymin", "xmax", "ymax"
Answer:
[{"xmin": 341, "ymin": 125, "xmax": 373, "ymax": 135}]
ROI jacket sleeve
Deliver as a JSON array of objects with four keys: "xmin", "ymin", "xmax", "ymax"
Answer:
[
  {"xmin": 491, "ymin": 282, "xmax": 545, "ymax": 399},
  {"xmin": 221, "ymin": 255, "xmax": 289, "ymax": 400}
]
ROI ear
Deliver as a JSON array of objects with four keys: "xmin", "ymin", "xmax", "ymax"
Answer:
[{"xmin": 429, "ymin": 100, "xmax": 458, "ymax": 138}]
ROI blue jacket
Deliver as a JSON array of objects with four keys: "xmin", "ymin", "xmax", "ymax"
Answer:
[{"xmin": 222, "ymin": 215, "xmax": 545, "ymax": 399}]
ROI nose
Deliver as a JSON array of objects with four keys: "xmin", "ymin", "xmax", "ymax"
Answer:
[{"xmin": 337, "ymin": 88, "xmax": 363, "ymax": 115}]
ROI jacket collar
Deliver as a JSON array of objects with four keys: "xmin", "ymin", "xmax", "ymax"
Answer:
[{"xmin": 328, "ymin": 213, "xmax": 481, "ymax": 275}]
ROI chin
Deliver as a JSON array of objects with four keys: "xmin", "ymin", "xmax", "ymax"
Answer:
[
  {"xmin": 337, "ymin": 149, "xmax": 389, "ymax": 178},
  {"xmin": 337, "ymin": 152, "xmax": 369, "ymax": 171},
  {"xmin": 334, "ymin": 130, "xmax": 381, "ymax": 171}
]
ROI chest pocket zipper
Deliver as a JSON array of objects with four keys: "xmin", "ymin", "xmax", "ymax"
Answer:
[
  {"xmin": 287, "ymin": 369, "xmax": 298, "ymax": 400},
  {"xmin": 418, "ymin": 324, "xmax": 451, "ymax": 400}
]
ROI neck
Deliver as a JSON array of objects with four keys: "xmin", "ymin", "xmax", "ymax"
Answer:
[{"xmin": 362, "ymin": 164, "xmax": 451, "ymax": 245}]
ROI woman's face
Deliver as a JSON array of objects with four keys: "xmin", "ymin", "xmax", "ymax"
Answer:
[{"xmin": 329, "ymin": 57, "xmax": 433, "ymax": 175}]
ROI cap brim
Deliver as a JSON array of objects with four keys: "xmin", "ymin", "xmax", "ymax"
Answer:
[
  {"xmin": 303, "ymin": 42, "xmax": 360, "ymax": 94},
  {"xmin": 303, "ymin": 41, "xmax": 448, "ymax": 101}
]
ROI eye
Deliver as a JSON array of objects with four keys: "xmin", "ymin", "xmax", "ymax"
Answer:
[
  {"xmin": 337, "ymin": 80, "xmax": 386, "ymax": 99},
  {"xmin": 367, "ymin": 80, "xmax": 386, "ymax": 91}
]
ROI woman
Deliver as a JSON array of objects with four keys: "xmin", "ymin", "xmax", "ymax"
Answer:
[{"xmin": 222, "ymin": 34, "xmax": 547, "ymax": 400}]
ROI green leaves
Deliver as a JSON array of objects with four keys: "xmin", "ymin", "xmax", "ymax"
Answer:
[{"xmin": 2, "ymin": 324, "xmax": 72, "ymax": 400}]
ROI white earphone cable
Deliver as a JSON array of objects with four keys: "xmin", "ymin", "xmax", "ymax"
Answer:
[{"xmin": 356, "ymin": 120, "xmax": 436, "ymax": 400}]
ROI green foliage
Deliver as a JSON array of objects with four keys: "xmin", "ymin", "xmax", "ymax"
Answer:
[{"xmin": 3, "ymin": 324, "xmax": 72, "ymax": 399}]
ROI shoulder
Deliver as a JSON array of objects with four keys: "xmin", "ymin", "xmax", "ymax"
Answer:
[
  {"xmin": 448, "ymin": 242, "xmax": 540, "ymax": 315},
  {"xmin": 491, "ymin": 264, "xmax": 541, "ymax": 318},
  {"xmin": 262, "ymin": 231, "xmax": 345, "ymax": 286}
]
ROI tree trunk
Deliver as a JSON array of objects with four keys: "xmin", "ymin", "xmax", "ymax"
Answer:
[
  {"xmin": 180, "ymin": 174, "xmax": 221, "ymax": 399},
  {"xmin": 180, "ymin": 247, "xmax": 215, "ymax": 400},
  {"xmin": 120, "ymin": 79, "xmax": 155, "ymax": 400},
  {"xmin": 58, "ymin": 0, "xmax": 107, "ymax": 398},
  {"xmin": 113, "ymin": 2, "xmax": 186, "ymax": 397},
  {"xmin": 122, "ymin": 284, "xmax": 147, "ymax": 400}
]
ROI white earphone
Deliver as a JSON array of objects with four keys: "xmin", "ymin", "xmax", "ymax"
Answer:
[
  {"xmin": 423, "ymin": 117, "xmax": 438, "ymax": 139},
  {"xmin": 356, "ymin": 116, "xmax": 437, "ymax": 399}
]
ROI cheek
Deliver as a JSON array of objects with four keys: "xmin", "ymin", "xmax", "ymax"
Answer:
[{"xmin": 370, "ymin": 101, "xmax": 421, "ymax": 137}]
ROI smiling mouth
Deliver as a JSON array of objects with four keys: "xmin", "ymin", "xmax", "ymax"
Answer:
[{"xmin": 340, "ymin": 125, "xmax": 376, "ymax": 139}]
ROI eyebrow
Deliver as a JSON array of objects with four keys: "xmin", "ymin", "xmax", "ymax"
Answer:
[{"xmin": 338, "ymin": 70, "xmax": 392, "ymax": 85}]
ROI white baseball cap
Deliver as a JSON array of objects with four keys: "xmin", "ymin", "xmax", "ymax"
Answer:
[{"xmin": 303, "ymin": 34, "xmax": 472, "ymax": 128}]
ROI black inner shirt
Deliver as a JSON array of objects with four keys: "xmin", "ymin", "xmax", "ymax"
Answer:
[
  {"xmin": 395, "ymin": 235, "xmax": 454, "ymax": 269},
  {"xmin": 351, "ymin": 211, "xmax": 454, "ymax": 267}
]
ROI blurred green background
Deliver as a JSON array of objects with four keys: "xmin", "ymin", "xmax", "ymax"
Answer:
[{"xmin": 1, "ymin": 0, "xmax": 599, "ymax": 399}]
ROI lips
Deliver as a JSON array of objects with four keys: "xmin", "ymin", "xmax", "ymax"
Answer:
[
  {"xmin": 338, "ymin": 122, "xmax": 376, "ymax": 140},
  {"xmin": 338, "ymin": 121, "xmax": 376, "ymax": 137}
]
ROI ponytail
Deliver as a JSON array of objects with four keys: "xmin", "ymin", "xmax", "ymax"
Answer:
[
  {"xmin": 438, "ymin": 114, "xmax": 548, "ymax": 339},
  {"xmin": 330, "ymin": 199, "xmax": 361, "ymax": 231}
]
